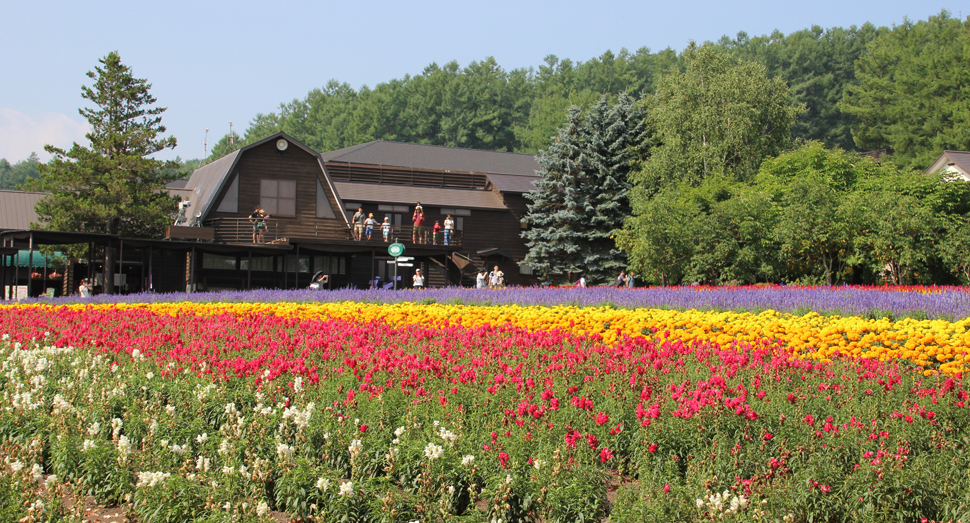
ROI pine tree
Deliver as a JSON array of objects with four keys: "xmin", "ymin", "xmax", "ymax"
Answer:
[
  {"xmin": 32, "ymin": 51, "xmax": 179, "ymax": 239},
  {"xmin": 522, "ymin": 94, "xmax": 645, "ymax": 285}
]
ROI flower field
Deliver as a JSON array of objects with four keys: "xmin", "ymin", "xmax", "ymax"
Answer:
[{"xmin": 2, "ymin": 287, "xmax": 970, "ymax": 522}]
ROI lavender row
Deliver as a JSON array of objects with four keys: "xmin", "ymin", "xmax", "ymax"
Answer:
[{"xmin": 26, "ymin": 285, "xmax": 970, "ymax": 320}]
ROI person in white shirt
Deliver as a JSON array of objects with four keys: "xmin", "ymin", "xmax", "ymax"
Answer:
[
  {"xmin": 489, "ymin": 266, "xmax": 504, "ymax": 287},
  {"xmin": 412, "ymin": 269, "xmax": 424, "ymax": 289},
  {"xmin": 78, "ymin": 278, "xmax": 92, "ymax": 297},
  {"xmin": 443, "ymin": 215, "xmax": 455, "ymax": 245},
  {"xmin": 476, "ymin": 269, "xmax": 487, "ymax": 288}
]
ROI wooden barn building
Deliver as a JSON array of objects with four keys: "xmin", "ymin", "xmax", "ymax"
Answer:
[{"xmin": 1, "ymin": 132, "xmax": 542, "ymax": 297}]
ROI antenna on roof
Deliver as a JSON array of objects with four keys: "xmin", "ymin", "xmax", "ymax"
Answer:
[
  {"xmin": 229, "ymin": 122, "xmax": 234, "ymax": 148},
  {"xmin": 198, "ymin": 128, "xmax": 209, "ymax": 168}
]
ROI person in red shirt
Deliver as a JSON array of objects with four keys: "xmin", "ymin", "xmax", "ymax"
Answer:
[
  {"xmin": 432, "ymin": 220, "xmax": 442, "ymax": 245},
  {"xmin": 412, "ymin": 207, "xmax": 425, "ymax": 244}
]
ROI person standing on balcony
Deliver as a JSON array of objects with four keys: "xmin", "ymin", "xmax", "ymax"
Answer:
[
  {"xmin": 364, "ymin": 213, "xmax": 378, "ymax": 240},
  {"xmin": 443, "ymin": 215, "xmax": 454, "ymax": 245},
  {"xmin": 352, "ymin": 208, "xmax": 365, "ymax": 241},
  {"xmin": 412, "ymin": 207, "xmax": 425, "ymax": 244},
  {"xmin": 432, "ymin": 220, "xmax": 442, "ymax": 245},
  {"xmin": 381, "ymin": 217, "xmax": 391, "ymax": 242},
  {"xmin": 249, "ymin": 206, "xmax": 267, "ymax": 243}
]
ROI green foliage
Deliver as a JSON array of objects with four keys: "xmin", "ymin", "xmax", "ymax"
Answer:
[
  {"xmin": 840, "ymin": 10, "xmax": 970, "ymax": 170},
  {"xmin": 622, "ymin": 142, "xmax": 970, "ymax": 285},
  {"xmin": 634, "ymin": 42, "xmax": 800, "ymax": 194},
  {"xmin": 30, "ymin": 51, "xmax": 180, "ymax": 244},
  {"xmin": 0, "ymin": 152, "xmax": 42, "ymax": 190},
  {"xmin": 522, "ymin": 93, "xmax": 645, "ymax": 285},
  {"xmin": 723, "ymin": 24, "xmax": 885, "ymax": 151}
]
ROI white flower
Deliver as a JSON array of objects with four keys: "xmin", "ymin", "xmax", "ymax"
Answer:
[
  {"xmin": 169, "ymin": 443, "xmax": 186, "ymax": 456},
  {"xmin": 438, "ymin": 427, "xmax": 458, "ymax": 446},
  {"xmin": 117, "ymin": 436, "xmax": 131, "ymax": 462},
  {"xmin": 87, "ymin": 421, "xmax": 101, "ymax": 437},
  {"xmin": 45, "ymin": 475, "xmax": 58, "ymax": 487},
  {"xmin": 316, "ymin": 477, "xmax": 331, "ymax": 492},
  {"xmin": 394, "ymin": 426, "xmax": 406, "ymax": 437},
  {"xmin": 136, "ymin": 471, "xmax": 171, "ymax": 488},
  {"xmin": 146, "ymin": 372, "xmax": 154, "ymax": 380},
  {"xmin": 339, "ymin": 481, "xmax": 354, "ymax": 497},
  {"xmin": 222, "ymin": 466, "xmax": 234, "ymax": 476},
  {"xmin": 223, "ymin": 502, "xmax": 231, "ymax": 510},
  {"xmin": 196, "ymin": 433, "xmax": 208, "ymax": 444},
  {"xmin": 348, "ymin": 439, "xmax": 363, "ymax": 459},
  {"xmin": 82, "ymin": 439, "xmax": 96, "ymax": 452},
  {"xmin": 505, "ymin": 474, "xmax": 513, "ymax": 485},
  {"xmin": 293, "ymin": 376, "xmax": 304, "ymax": 393},
  {"xmin": 9, "ymin": 460, "xmax": 24, "ymax": 472},
  {"xmin": 256, "ymin": 501, "xmax": 270, "ymax": 517},
  {"xmin": 532, "ymin": 458, "xmax": 545, "ymax": 470},
  {"xmin": 447, "ymin": 485, "xmax": 455, "ymax": 494},
  {"xmin": 424, "ymin": 443, "xmax": 444, "ymax": 460},
  {"xmin": 110, "ymin": 418, "xmax": 123, "ymax": 439},
  {"xmin": 165, "ymin": 405, "xmax": 175, "ymax": 415},
  {"xmin": 461, "ymin": 455, "xmax": 475, "ymax": 466},
  {"xmin": 30, "ymin": 463, "xmax": 43, "ymax": 482},
  {"xmin": 195, "ymin": 455, "xmax": 211, "ymax": 472},
  {"xmin": 276, "ymin": 442, "xmax": 295, "ymax": 461}
]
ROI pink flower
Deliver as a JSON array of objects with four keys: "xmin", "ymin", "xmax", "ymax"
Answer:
[
  {"xmin": 662, "ymin": 483, "xmax": 670, "ymax": 493},
  {"xmin": 648, "ymin": 444, "xmax": 658, "ymax": 453}
]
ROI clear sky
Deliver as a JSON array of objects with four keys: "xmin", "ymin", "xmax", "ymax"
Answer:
[{"xmin": 0, "ymin": 0, "xmax": 956, "ymax": 163}]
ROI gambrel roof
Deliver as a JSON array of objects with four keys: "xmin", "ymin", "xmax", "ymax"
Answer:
[{"xmin": 177, "ymin": 132, "xmax": 348, "ymax": 225}]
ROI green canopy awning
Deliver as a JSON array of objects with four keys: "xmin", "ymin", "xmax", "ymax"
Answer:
[{"xmin": 7, "ymin": 250, "xmax": 65, "ymax": 267}]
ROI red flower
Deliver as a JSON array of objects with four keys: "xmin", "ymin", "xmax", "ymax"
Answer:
[
  {"xmin": 359, "ymin": 424, "xmax": 368, "ymax": 433},
  {"xmin": 820, "ymin": 484, "xmax": 831, "ymax": 493},
  {"xmin": 599, "ymin": 447, "xmax": 612, "ymax": 462},
  {"xmin": 662, "ymin": 483, "xmax": 670, "ymax": 493},
  {"xmin": 648, "ymin": 443, "xmax": 658, "ymax": 453}
]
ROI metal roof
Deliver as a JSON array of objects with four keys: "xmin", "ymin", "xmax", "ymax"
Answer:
[
  {"xmin": 321, "ymin": 141, "xmax": 540, "ymax": 176},
  {"xmin": 0, "ymin": 191, "xmax": 46, "ymax": 230},
  {"xmin": 486, "ymin": 173, "xmax": 540, "ymax": 194},
  {"xmin": 333, "ymin": 182, "xmax": 506, "ymax": 210},
  {"xmin": 183, "ymin": 150, "xmax": 241, "ymax": 216}
]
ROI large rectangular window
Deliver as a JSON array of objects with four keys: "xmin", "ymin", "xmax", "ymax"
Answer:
[{"xmin": 260, "ymin": 179, "xmax": 296, "ymax": 217}]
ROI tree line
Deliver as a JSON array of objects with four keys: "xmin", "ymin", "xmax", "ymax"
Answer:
[
  {"xmin": 203, "ymin": 15, "xmax": 900, "ymax": 162},
  {"xmin": 526, "ymin": 11, "xmax": 970, "ymax": 286}
]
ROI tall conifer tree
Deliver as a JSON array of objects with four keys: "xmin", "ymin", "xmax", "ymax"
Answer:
[
  {"xmin": 32, "ymin": 51, "xmax": 179, "ymax": 239},
  {"xmin": 522, "ymin": 94, "xmax": 645, "ymax": 285}
]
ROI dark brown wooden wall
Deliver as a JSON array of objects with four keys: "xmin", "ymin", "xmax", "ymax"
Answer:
[{"xmin": 209, "ymin": 142, "xmax": 348, "ymax": 240}]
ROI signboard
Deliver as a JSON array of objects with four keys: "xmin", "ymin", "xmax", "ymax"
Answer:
[
  {"xmin": 388, "ymin": 243, "xmax": 405, "ymax": 257},
  {"xmin": 397, "ymin": 263, "xmax": 413, "ymax": 267}
]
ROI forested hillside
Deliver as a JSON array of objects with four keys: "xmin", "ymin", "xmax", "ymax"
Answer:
[{"xmin": 207, "ymin": 18, "xmax": 891, "ymax": 161}]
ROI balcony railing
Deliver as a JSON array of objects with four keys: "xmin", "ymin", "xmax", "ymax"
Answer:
[{"xmin": 202, "ymin": 218, "xmax": 463, "ymax": 246}]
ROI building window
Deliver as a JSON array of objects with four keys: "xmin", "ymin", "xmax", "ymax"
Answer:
[
  {"xmin": 518, "ymin": 261, "xmax": 534, "ymax": 275},
  {"xmin": 441, "ymin": 208, "xmax": 471, "ymax": 216},
  {"xmin": 285, "ymin": 255, "xmax": 312, "ymax": 273},
  {"xmin": 261, "ymin": 179, "xmax": 296, "ymax": 217},
  {"xmin": 203, "ymin": 254, "xmax": 237, "ymax": 270},
  {"xmin": 240, "ymin": 256, "xmax": 274, "ymax": 272},
  {"xmin": 378, "ymin": 204, "xmax": 410, "ymax": 213}
]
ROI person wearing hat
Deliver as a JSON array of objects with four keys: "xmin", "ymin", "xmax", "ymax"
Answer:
[
  {"xmin": 381, "ymin": 217, "xmax": 392, "ymax": 242},
  {"xmin": 412, "ymin": 269, "xmax": 424, "ymax": 289}
]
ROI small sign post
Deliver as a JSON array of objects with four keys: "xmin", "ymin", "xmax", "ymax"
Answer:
[{"xmin": 388, "ymin": 243, "xmax": 405, "ymax": 290}]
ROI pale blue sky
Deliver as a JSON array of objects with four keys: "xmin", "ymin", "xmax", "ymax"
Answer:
[{"xmin": 0, "ymin": 0, "xmax": 956, "ymax": 162}]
